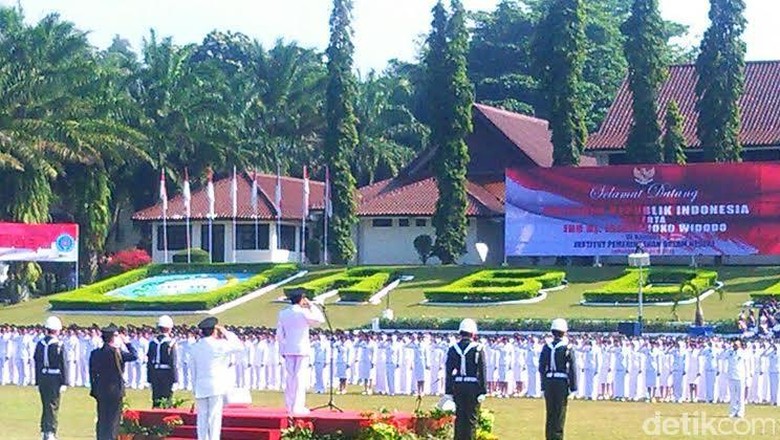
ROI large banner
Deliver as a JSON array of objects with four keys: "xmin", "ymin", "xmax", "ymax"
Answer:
[
  {"xmin": 505, "ymin": 163, "xmax": 780, "ymax": 256},
  {"xmin": 0, "ymin": 223, "xmax": 79, "ymax": 262}
]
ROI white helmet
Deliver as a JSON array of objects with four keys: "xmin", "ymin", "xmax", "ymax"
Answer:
[
  {"xmin": 157, "ymin": 315, "xmax": 174, "ymax": 329},
  {"xmin": 551, "ymin": 318, "xmax": 568, "ymax": 333},
  {"xmin": 459, "ymin": 318, "xmax": 478, "ymax": 335},
  {"xmin": 44, "ymin": 316, "xmax": 62, "ymax": 331}
]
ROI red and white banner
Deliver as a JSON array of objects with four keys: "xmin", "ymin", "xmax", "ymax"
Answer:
[
  {"xmin": 0, "ymin": 223, "xmax": 79, "ymax": 262},
  {"xmin": 506, "ymin": 163, "xmax": 780, "ymax": 256}
]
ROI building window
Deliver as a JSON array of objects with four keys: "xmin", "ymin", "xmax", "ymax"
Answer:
[
  {"xmin": 372, "ymin": 218, "xmax": 393, "ymax": 228},
  {"xmin": 236, "ymin": 224, "xmax": 270, "ymax": 250},
  {"xmin": 157, "ymin": 225, "xmax": 190, "ymax": 251},
  {"xmin": 398, "ymin": 218, "xmax": 410, "ymax": 227},
  {"xmin": 279, "ymin": 225, "xmax": 296, "ymax": 251},
  {"xmin": 415, "ymin": 218, "xmax": 428, "ymax": 227}
]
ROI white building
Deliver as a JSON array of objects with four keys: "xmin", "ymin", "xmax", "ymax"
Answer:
[{"xmin": 133, "ymin": 173, "xmax": 324, "ymax": 264}]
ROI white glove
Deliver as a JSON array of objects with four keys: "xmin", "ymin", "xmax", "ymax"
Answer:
[
  {"xmin": 60, "ymin": 386, "xmax": 67, "ymax": 393},
  {"xmin": 477, "ymin": 394, "xmax": 486, "ymax": 403},
  {"xmin": 444, "ymin": 394, "xmax": 454, "ymax": 400}
]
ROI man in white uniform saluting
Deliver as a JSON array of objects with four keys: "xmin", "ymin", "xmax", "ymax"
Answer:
[
  {"xmin": 277, "ymin": 291, "xmax": 325, "ymax": 415},
  {"xmin": 191, "ymin": 317, "xmax": 244, "ymax": 440}
]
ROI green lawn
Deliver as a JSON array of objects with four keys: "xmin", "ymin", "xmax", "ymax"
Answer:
[
  {"xmin": 1, "ymin": 386, "xmax": 779, "ymax": 439},
  {"xmin": 1, "ymin": 265, "xmax": 778, "ymax": 329}
]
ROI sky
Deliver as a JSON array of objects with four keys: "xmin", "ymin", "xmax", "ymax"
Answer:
[{"xmin": 2, "ymin": 0, "xmax": 779, "ymax": 73}]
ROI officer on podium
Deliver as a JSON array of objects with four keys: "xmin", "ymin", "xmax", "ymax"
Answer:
[
  {"xmin": 34, "ymin": 316, "xmax": 68, "ymax": 440},
  {"xmin": 539, "ymin": 318, "xmax": 578, "ymax": 440},
  {"xmin": 443, "ymin": 318, "xmax": 487, "ymax": 440},
  {"xmin": 147, "ymin": 315, "xmax": 178, "ymax": 407}
]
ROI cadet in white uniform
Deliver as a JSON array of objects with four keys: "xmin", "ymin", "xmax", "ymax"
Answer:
[
  {"xmin": 276, "ymin": 292, "xmax": 325, "ymax": 415},
  {"xmin": 191, "ymin": 317, "xmax": 244, "ymax": 440},
  {"xmin": 721, "ymin": 338, "xmax": 748, "ymax": 418}
]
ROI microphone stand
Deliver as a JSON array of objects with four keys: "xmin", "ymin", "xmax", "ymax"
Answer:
[{"xmin": 312, "ymin": 302, "xmax": 344, "ymax": 412}]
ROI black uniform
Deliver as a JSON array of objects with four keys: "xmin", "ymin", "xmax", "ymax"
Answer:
[
  {"xmin": 445, "ymin": 337, "xmax": 487, "ymax": 440},
  {"xmin": 538, "ymin": 337, "xmax": 578, "ymax": 440},
  {"xmin": 147, "ymin": 334, "xmax": 178, "ymax": 407},
  {"xmin": 33, "ymin": 335, "xmax": 68, "ymax": 436},
  {"xmin": 89, "ymin": 341, "xmax": 137, "ymax": 440}
]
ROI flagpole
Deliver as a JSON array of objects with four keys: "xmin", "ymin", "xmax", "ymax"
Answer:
[
  {"xmin": 185, "ymin": 168, "xmax": 191, "ymax": 264},
  {"xmin": 301, "ymin": 166, "xmax": 307, "ymax": 264},
  {"xmin": 162, "ymin": 209, "xmax": 168, "ymax": 264},
  {"xmin": 324, "ymin": 165, "xmax": 330, "ymax": 265},
  {"xmin": 207, "ymin": 167, "xmax": 215, "ymax": 264},
  {"xmin": 232, "ymin": 166, "xmax": 237, "ymax": 264}
]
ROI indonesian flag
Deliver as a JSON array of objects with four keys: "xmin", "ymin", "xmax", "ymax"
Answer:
[
  {"xmin": 325, "ymin": 166, "xmax": 332, "ymax": 218},
  {"xmin": 183, "ymin": 168, "xmax": 191, "ymax": 218},
  {"xmin": 303, "ymin": 166, "xmax": 310, "ymax": 218},
  {"xmin": 206, "ymin": 168, "xmax": 215, "ymax": 218},
  {"xmin": 275, "ymin": 165, "xmax": 282, "ymax": 219},
  {"xmin": 250, "ymin": 170, "xmax": 259, "ymax": 216},
  {"xmin": 159, "ymin": 169, "xmax": 168, "ymax": 213},
  {"xmin": 231, "ymin": 166, "xmax": 238, "ymax": 218}
]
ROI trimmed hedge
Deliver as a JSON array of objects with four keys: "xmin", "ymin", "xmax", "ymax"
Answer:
[
  {"xmin": 749, "ymin": 281, "xmax": 780, "ymax": 304},
  {"xmin": 375, "ymin": 317, "xmax": 741, "ymax": 334},
  {"xmin": 423, "ymin": 270, "xmax": 566, "ymax": 303},
  {"xmin": 339, "ymin": 272, "xmax": 392, "ymax": 302},
  {"xmin": 49, "ymin": 263, "xmax": 298, "ymax": 311},
  {"xmin": 582, "ymin": 268, "xmax": 719, "ymax": 303},
  {"xmin": 283, "ymin": 267, "xmax": 396, "ymax": 302},
  {"xmin": 172, "ymin": 248, "xmax": 210, "ymax": 263}
]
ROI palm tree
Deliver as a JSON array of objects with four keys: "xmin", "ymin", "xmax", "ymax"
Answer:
[{"xmin": 353, "ymin": 71, "xmax": 427, "ymax": 185}]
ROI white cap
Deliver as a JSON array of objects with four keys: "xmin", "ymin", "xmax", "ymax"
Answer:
[
  {"xmin": 157, "ymin": 315, "xmax": 174, "ymax": 328},
  {"xmin": 45, "ymin": 316, "xmax": 62, "ymax": 331},
  {"xmin": 551, "ymin": 318, "xmax": 568, "ymax": 333},
  {"xmin": 459, "ymin": 318, "xmax": 478, "ymax": 335}
]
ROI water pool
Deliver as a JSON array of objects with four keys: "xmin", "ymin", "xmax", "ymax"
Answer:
[{"xmin": 106, "ymin": 273, "xmax": 252, "ymax": 298}]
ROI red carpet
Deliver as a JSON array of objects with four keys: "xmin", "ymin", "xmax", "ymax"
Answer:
[{"xmin": 136, "ymin": 405, "xmax": 417, "ymax": 440}]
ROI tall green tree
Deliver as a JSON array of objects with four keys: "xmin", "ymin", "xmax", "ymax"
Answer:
[
  {"xmin": 533, "ymin": 0, "xmax": 588, "ymax": 166},
  {"xmin": 426, "ymin": 1, "xmax": 473, "ymax": 264},
  {"xmin": 622, "ymin": 0, "xmax": 666, "ymax": 164},
  {"xmin": 662, "ymin": 100, "xmax": 687, "ymax": 164},
  {"xmin": 324, "ymin": 0, "xmax": 359, "ymax": 264},
  {"xmin": 695, "ymin": 0, "xmax": 746, "ymax": 162}
]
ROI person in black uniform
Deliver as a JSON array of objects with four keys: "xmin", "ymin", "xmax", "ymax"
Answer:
[
  {"xmin": 89, "ymin": 324, "xmax": 138, "ymax": 440},
  {"xmin": 443, "ymin": 318, "xmax": 487, "ymax": 440},
  {"xmin": 539, "ymin": 318, "xmax": 578, "ymax": 440},
  {"xmin": 147, "ymin": 315, "xmax": 178, "ymax": 408},
  {"xmin": 34, "ymin": 316, "xmax": 68, "ymax": 440}
]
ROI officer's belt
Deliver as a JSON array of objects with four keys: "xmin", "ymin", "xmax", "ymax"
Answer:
[
  {"xmin": 153, "ymin": 364, "xmax": 172, "ymax": 369},
  {"xmin": 454, "ymin": 376, "xmax": 478, "ymax": 383},
  {"xmin": 545, "ymin": 372, "xmax": 568, "ymax": 379},
  {"xmin": 41, "ymin": 368, "xmax": 61, "ymax": 374}
]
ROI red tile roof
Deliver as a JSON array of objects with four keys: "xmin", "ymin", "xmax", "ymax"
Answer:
[
  {"xmin": 474, "ymin": 103, "xmax": 555, "ymax": 167},
  {"xmin": 132, "ymin": 172, "xmax": 324, "ymax": 222},
  {"xmin": 588, "ymin": 61, "xmax": 780, "ymax": 150},
  {"xmin": 357, "ymin": 176, "xmax": 504, "ymax": 217}
]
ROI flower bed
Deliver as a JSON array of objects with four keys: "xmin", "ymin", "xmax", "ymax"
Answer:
[
  {"xmin": 582, "ymin": 268, "xmax": 719, "ymax": 304},
  {"xmin": 48, "ymin": 263, "xmax": 299, "ymax": 311},
  {"xmin": 283, "ymin": 267, "xmax": 396, "ymax": 302},
  {"xmin": 280, "ymin": 408, "xmax": 494, "ymax": 440},
  {"xmin": 423, "ymin": 269, "xmax": 566, "ymax": 303}
]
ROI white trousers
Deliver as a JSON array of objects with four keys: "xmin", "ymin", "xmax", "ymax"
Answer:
[
  {"xmin": 729, "ymin": 379, "xmax": 745, "ymax": 418},
  {"xmin": 314, "ymin": 363, "xmax": 326, "ymax": 392},
  {"xmin": 196, "ymin": 395, "xmax": 225, "ymax": 440},
  {"xmin": 283, "ymin": 355, "xmax": 309, "ymax": 413}
]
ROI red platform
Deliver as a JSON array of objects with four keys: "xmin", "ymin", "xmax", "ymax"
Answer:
[{"xmin": 136, "ymin": 405, "xmax": 417, "ymax": 440}]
